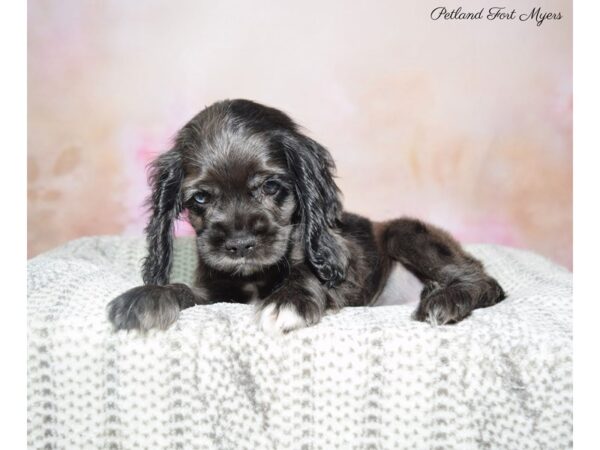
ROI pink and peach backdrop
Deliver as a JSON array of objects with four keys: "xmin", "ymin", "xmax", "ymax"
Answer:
[{"xmin": 28, "ymin": 0, "xmax": 572, "ymax": 268}]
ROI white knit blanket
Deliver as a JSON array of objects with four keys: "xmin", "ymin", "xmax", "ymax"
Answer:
[{"xmin": 27, "ymin": 236, "xmax": 572, "ymax": 449}]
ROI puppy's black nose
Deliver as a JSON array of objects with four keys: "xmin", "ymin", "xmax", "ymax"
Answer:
[{"xmin": 224, "ymin": 235, "xmax": 256, "ymax": 258}]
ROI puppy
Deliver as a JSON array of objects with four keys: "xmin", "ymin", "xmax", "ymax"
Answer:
[{"xmin": 108, "ymin": 99, "xmax": 505, "ymax": 334}]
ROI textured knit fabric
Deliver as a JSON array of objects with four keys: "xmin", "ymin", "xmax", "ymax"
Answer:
[{"xmin": 27, "ymin": 236, "xmax": 572, "ymax": 449}]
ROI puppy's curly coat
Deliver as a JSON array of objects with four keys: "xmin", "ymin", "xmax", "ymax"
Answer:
[{"xmin": 108, "ymin": 99, "xmax": 505, "ymax": 334}]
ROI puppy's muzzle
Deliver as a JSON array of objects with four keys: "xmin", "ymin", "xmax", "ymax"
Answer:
[{"xmin": 223, "ymin": 233, "xmax": 257, "ymax": 258}]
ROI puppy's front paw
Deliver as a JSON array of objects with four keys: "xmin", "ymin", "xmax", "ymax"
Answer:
[
  {"xmin": 258, "ymin": 302, "xmax": 320, "ymax": 336},
  {"xmin": 412, "ymin": 283, "xmax": 472, "ymax": 326},
  {"xmin": 107, "ymin": 285, "xmax": 184, "ymax": 332}
]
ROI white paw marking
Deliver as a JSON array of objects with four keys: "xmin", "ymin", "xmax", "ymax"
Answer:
[
  {"xmin": 427, "ymin": 305, "xmax": 441, "ymax": 327},
  {"xmin": 259, "ymin": 303, "xmax": 307, "ymax": 336}
]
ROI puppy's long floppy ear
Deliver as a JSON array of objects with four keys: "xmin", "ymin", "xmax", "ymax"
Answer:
[
  {"xmin": 281, "ymin": 132, "xmax": 348, "ymax": 287},
  {"xmin": 141, "ymin": 145, "xmax": 185, "ymax": 285}
]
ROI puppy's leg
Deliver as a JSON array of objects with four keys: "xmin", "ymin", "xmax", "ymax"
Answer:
[
  {"xmin": 381, "ymin": 218, "xmax": 505, "ymax": 325},
  {"xmin": 107, "ymin": 283, "xmax": 207, "ymax": 332},
  {"xmin": 258, "ymin": 266, "xmax": 326, "ymax": 336}
]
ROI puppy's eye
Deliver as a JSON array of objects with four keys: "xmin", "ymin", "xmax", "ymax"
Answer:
[
  {"xmin": 262, "ymin": 180, "xmax": 281, "ymax": 196},
  {"xmin": 193, "ymin": 191, "xmax": 211, "ymax": 205}
]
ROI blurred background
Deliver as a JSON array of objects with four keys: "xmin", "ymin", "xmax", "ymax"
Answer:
[{"xmin": 27, "ymin": 0, "xmax": 572, "ymax": 268}]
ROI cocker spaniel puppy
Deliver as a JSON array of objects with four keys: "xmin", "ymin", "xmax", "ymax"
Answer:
[{"xmin": 108, "ymin": 99, "xmax": 505, "ymax": 334}]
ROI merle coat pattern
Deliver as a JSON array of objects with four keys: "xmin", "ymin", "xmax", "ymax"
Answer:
[{"xmin": 108, "ymin": 99, "xmax": 505, "ymax": 334}]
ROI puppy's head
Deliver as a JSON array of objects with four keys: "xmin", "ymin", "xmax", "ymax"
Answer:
[{"xmin": 142, "ymin": 99, "xmax": 347, "ymax": 286}]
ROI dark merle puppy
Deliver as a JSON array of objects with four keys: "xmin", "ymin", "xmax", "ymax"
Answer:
[{"xmin": 107, "ymin": 99, "xmax": 505, "ymax": 335}]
